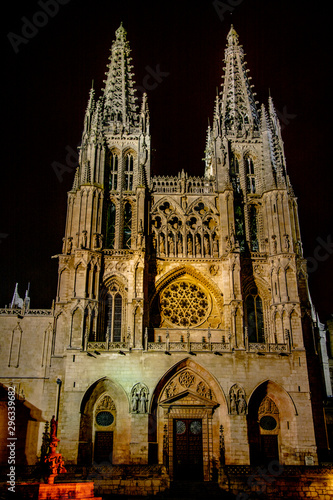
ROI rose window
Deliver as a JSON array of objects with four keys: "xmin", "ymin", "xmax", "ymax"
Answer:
[{"xmin": 159, "ymin": 280, "xmax": 210, "ymax": 327}]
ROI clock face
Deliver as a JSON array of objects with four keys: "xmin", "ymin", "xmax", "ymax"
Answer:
[
  {"xmin": 259, "ymin": 415, "xmax": 277, "ymax": 431},
  {"xmin": 96, "ymin": 411, "xmax": 114, "ymax": 427}
]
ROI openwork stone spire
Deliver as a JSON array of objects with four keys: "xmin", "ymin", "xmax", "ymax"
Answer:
[
  {"xmin": 102, "ymin": 23, "xmax": 139, "ymax": 129},
  {"xmin": 217, "ymin": 25, "xmax": 259, "ymax": 137}
]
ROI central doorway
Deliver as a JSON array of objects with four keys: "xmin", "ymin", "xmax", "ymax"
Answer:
[{"xmin": 173, "ymin": 419, "xmax": 203, "ymax": 480}]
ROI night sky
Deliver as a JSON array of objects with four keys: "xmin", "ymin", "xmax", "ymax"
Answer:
[{"xmin": 1, "ymin": 0, "xmax": 332, "ymax": 321}]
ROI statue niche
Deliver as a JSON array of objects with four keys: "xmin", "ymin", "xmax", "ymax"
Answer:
[
  {"xmin": 130, "ymin": 382, "xmax": 149, "ymax": 414},
  {"xmin": 229, "ymin": 384, "xmax": 247, "ymax": 415}
]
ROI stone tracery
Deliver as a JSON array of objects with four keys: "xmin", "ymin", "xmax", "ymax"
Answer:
[
  {"xmin": 151, "ymin": 199, "xmax": 219, "ymax": 258},
  {"xmin": 159, "ymin": 279, "xmax": 210, "ymax": 327}
]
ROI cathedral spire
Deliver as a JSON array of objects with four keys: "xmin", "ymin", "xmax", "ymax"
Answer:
[
  {"xmin": 102, "ymin": 23, "xmax": 139, "ymax": 130},
  {"xmin": 218, "ymin": 25, "xmax": 259, "ymax": 136}
]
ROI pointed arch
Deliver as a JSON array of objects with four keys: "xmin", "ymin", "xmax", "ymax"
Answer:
[
  {"xmin": 247, "ymin": 379, "xmax": 298, "ymax": 465},
  {"xmin": 185, "ymin": 197, "xmax": 219, "ymax": 216},
  {"xmin": 106, "ymin": 147, "xmax": 120, "ymax": 191},
  {"xmin": 74, "ymin": 262, "xmax": 86, "ymax": 298},
  {"xmin": 122, "ymin": 148, "xmax": 136, "ymax": 192},
  {"xmin": 151, "ymin": 265, "xmax": 224, "ymax": 310},
  {"xmin": 149, "ymin": 358, "xmax": 227, "ymax": 480},
  {"xmin": 97, "ymin": 279, "xmax": 127, "ymax": 342},
  {"xmin": 70, "ymin": 307, "xmax": 83, "ymax": 348},
  {"xmin": 151, "ymin": 196, "xmax": 184, "ymax": 217},
  {"xmin": 248, "ymin": 379, "xmax": 298, "ymax": 419},
  {"xmin": 58, "ymin": 266, "xmax": 71, "ymax": 301},
  {"xmin": 78, "ymin": 377, "xmax": 129, "ymax": 465}
]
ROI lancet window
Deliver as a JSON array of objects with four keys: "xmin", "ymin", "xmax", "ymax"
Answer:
[
  {"xmin": 246, "ymin": 291, "xmax": 264, "ymax": 343},
  {"xmin": 234, "ymin": 203, "xmax": 245, "ymax": 252},
  {"xmin": 151, "ymin": 200, "xmax": 218, "ymax": 258},
  {"xmin": 124, "ymin": 153, "xmax": 134, "ymax": 191},
  {"xmin": 246, "ymin": 156, "xmax": 256, "ymax": 193},
  {"xmin": 106, "ymin": 202, "xmax": 116, "ymax": 249},
  {"xmin": 123, "ymin": 201, "xmax": 132, "ymax": 249},
  {"xmin": 98, "ymin": 283, "xmax": 123, "ymax": 342},
  {"xmin": 108, "ymin": 152, "xmax": 118, "ymax": 191},
  {"xmin": 249, "ymin": 204, "xmax": 259, "ymax": 251}
]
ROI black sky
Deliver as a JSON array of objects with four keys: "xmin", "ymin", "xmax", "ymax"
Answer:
[{"xmin": 1, "ymin": 0, "xmax": 332, "ymax": 320}]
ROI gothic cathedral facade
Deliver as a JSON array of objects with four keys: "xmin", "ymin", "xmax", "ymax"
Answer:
[{"xmin": 0, "ymin": 25, "xmax": 326, "ymax": 478}]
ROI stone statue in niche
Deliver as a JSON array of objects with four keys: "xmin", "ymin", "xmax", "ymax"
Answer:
[
  {"xmin": 139, "ymin": 391, "xmax": 147, "ymax": 413},
  {"xmin": 177, "ymin": 236, "xmax": 182, "ymax": 255},
  {"xmin": 229, "ymin": 384, "xmax": 247, "ymax": 415},
  {"xmin": 168, "ymin": 236, "xmax": 174, "ymax": 255},
  {"xmin": 237, "ymin": 393, "xmax": 247, "ymax": 415},
  {"xmin": 159, "ymin": 234, "xmax": 165, "ymax": 254},
  {"xmin": 284, "ymin": 233, "xmax": 290, "ymax": 252},
  {"xmin": 66, "ymin": 237, "xmax": 73, "ymax": 254},
  {"xmin": 204, "ymin": 236, "xmax": 210, "ymax": 256},
  {"xmin": 80, "ymin": 230, "xmax": 87, "ymax": 249},
  {"xmin": 230, "ymin": 392, "xmax": 237, "ymax": 414},
  {"xmin": 131, "ymin": 391, "xmax": 139, "ymax": 412},
  {"xmin": 213, "ymin": 235, "xmax": 219, "ymax": 255},
  {"xmin": 130, "ymin": 383, "xmax": 149, "ymax": 414},
  {"xmin": 195, "ymin": 235, "xmax": 201, "ymax": 255},
  {"xmin": 187, "ymin": 236, "xmax": 193, "ymax": 255}
]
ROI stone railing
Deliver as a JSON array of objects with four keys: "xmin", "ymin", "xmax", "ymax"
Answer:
[
  {"xmin": 87, "ymin": 341, "xmax": 128, "ymax": 351},
  {"xmin": 147, "ymin": 341, "xmax": 231, "ymax": 353},
  {"xmin": 87, "ymin": 341, "xmax": 290, "ymax": 354},
  {"xmin": 151, "ymin": 175, "xmax": 216, "ymax": 194},
  {"xmin": 0, "ymin": 308, "xmax": 53, "ymax": 316},
  {"xmin": 248, "ymin": 342, "xmax": 289, "ymax": 353},
  {"xmin": 103, "ymin": 249, "xmax": 134, "ymax": 257}
]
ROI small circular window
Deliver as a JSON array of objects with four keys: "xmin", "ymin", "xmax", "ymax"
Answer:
[
  {"xmin": 176, "ymin": 420, "xmax": 186, "ymax": 435},
  {"xmin": 96, "ymin": 411, "xmax": 114, "ymax": 427},
  {"xmin": 259, "ymin": 415, "xmax": 277, "ymax": 431},
  {"xmin": 190, "ymin": 420, "xmax": 202, "ymax": 435}
]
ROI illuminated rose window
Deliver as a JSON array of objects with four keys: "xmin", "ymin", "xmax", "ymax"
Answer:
[{"xmin": 159, "ymin": 280, "xmax": 210, "ymax": 327}]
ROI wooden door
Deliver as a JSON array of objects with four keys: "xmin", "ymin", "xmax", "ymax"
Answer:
[
  {"xmin": 94, "ymin": 431, "xmax": 113, "ymax": 464},
  {"xmin": 173, "ymin": 419, "xmax": 203, "ymax": 480},
  {"xmin": 260, "ymin": 434, "xmax": 279, "ymax": 463}
]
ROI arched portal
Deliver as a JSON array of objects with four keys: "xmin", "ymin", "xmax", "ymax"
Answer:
[
  {"xmin": 247, "ymin": 380, "xmax": 297, "ymax": 465},
  {"xmin": 150, "ymin": 359, "xmax": 227, "ymax": 481},
  {"xmin": 78, "ymin": 378, "xmax": 129, "ymax": 465}
]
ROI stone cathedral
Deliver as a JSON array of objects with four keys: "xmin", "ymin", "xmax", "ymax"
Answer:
[{"xmin": 0, "ymin": 24, "xmax": 329, "ymax": 482}]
